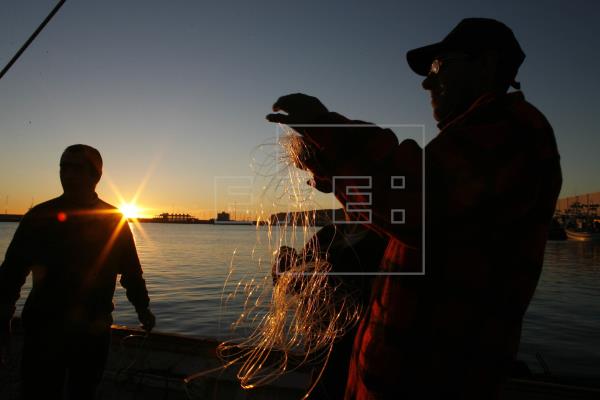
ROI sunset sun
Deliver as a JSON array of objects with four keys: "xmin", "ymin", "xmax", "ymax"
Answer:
[{"xmin": 119, "ymin": 203, "xmax": 142, "ymax": 219}]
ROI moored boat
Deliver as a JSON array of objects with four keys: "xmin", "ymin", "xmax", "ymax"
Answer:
[{"xmin": 565, "ymin": 229, "xmax": 600, "ymax": 241}]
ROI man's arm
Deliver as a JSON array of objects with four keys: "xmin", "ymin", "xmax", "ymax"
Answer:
[
  {"xmin": 0, "ymin": 215, "xmax": 35, "ymax": 351},
  {"xmin": 267, "ymin": 94, "xmax": 423, "ymax": 248},
  {"xmin": 118, "ymin": 220, "xmax": 155, "ymax": 331},
  {"xmin": 304, "ymin": 113, "xmax": 423, "ymax": 249}
]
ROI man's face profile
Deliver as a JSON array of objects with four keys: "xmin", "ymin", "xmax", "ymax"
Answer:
[
  {"xmin": 421, "ymin": 51, "xmax": 485, "ymax": 122},
  {"xmin": 59, "ymin": 151, "xmax": 98, "ymax": 196}
]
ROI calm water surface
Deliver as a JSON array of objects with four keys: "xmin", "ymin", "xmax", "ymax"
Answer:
[{"xmin": 0, "ymin": 222, "xmax": 598, "ymax": 380}]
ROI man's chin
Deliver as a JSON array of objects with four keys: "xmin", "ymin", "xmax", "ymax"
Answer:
[{"xmin": 432, "ymin": 104, "xmax": 453, "ymax": 123}]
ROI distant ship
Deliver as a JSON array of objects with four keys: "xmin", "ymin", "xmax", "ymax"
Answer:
[{"xmin": 213, "ymin": 211, "xmax": 254, "ymax": 225}]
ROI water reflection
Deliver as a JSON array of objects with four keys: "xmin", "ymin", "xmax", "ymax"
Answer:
[{"xmin": 519, "ymin": 240, "xmax": 600, "ymax": 379}]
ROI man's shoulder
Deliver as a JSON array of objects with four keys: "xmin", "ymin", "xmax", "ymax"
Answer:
[
  {"xmin": 507, "ymin": 92, "xmax": 560, "ymax": 159},
  {"xmin": 25, "ymin": 196, "xmax": 63, "ymax": 217},
  {"xmin": 434, "ymin": 92, "xmax": 557, "ymax": 150},
  {"xmin": 95, "ymin": 198, "xmax": 127, "ymax": 222},
  {"xmin": 96, "ymin": 198, "xmax": 119, "ymax": 211},
  {"xmin": 13, "ymin": 197, "xmax": 64, "ymax": 228},
  {"xmin": 507, "ymin": 92, "xmax": 553, "ymax": 132}
]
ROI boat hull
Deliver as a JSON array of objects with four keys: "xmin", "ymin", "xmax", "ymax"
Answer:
[{"xmin": 566, "ymin": 229, "xmax": 600, "ymax": 241}]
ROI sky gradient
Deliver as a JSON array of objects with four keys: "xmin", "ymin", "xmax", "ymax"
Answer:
[{"xmin": 1, "ymin": 0, "xmax": 599, "ymax": 217}]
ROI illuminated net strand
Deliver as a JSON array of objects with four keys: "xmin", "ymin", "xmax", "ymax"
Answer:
[
  {"xmin": 187, "ymin": 128, "xmax": 363, "ymax": 398},
  {"xmin": 218, "ymin": 258, "xmax": 362, "ymax": 390}
]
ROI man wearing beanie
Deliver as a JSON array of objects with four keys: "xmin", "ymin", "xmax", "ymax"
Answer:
[
  {"xmin": 267, "ymin": 18, "xmax": 562, "ymax": 399},
  {"xmin": 0, "ymin": 144, "xmax": 155, "ymax": 400}
]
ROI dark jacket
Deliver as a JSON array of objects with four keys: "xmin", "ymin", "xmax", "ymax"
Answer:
[
  {"xmin": 0, "ymin": 194, "xmax": 150, "ymax": 335},
  {"xmin": 295, "ymin": 91, "xmax": 562, "ymax": 399}
]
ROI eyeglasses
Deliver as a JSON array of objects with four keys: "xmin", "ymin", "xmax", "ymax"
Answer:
[{"xmin": 429, "ymin": 55, "xmax": 471, "ymax": 75}]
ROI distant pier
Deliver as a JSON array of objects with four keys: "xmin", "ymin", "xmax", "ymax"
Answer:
[
  {"xmin": 137, "ymin": 211, "xmax": 261, "ymax": 225},
  {"xmin": 137, "ymin": 212, "xmax": 212, "ymax": 224}
]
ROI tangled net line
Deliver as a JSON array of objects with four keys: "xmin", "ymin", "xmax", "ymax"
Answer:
[{"xmin": 187, "ymin": 127, "xmax": 362, "ymax": 398}]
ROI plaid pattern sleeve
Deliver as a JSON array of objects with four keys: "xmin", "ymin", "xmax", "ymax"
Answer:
[{"xmin": 297, "ymin": 91, "xmax": 562, "ymax": 399}]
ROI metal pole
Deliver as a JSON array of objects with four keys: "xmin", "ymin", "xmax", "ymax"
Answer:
[{"xmin": 0, "ymin": 0, "xmax": 67, "ymax": 81}]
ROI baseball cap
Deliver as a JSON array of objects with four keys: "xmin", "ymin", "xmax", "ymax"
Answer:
[{"xmin": 406, "ymin": 18, "xmax": 526, "ymax": 88}]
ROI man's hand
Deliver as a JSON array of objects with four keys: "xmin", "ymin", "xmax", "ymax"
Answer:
[
  {"xmin": 137, "ymin": 308, "xmax": 156, "ymax": 332},
  {"xmin": 266, "ymin": 93, "xmax": 328, "ymax": 125},
  {"xmin": 272, "ymin": 246, "xmax": 298, "ymax": 284}
]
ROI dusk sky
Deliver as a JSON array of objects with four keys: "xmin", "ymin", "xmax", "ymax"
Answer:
[{"xmin": 1, "ymin": 0, "xmax": 599, "ymax": 217}]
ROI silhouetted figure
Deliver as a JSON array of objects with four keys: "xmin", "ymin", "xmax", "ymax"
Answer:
[
  {"xmin": 267, "ymin": 18, "xmax": 562, "ymax": 400},
  {"xmin": 0, "ymin": 144, "xmax": 155, "ymax": 400},
  {"xmin": 273, "ymin": 222, "xmax": 387, "ymax": 400}
]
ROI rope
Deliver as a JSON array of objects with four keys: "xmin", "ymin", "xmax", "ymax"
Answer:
[{"xmin": 0, "ymin": 0, "xmax": 68, "ymax": 81}]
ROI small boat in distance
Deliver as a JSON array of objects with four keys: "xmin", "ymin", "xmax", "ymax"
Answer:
[
  {"xmin": 558, "ymin": 201, "xmax": 600, "ymax": 241},
  {"xmin": 565, "ymin": 229, "xmax": 600, "ymax": 242}
]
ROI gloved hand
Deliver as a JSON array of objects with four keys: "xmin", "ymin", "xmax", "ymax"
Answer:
[{"xmin": 136, "ymin": 308, "xmax": 156, "ymax": 332}]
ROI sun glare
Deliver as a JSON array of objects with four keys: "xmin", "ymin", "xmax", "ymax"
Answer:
[{"xmin": 119, "ymin": 203, "xmax": 142, "ymax": 219}]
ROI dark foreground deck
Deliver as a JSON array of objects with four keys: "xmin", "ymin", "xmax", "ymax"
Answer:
[{"xmin": 1, "ymin": 321, "xmax": 598, "ymax": 399}]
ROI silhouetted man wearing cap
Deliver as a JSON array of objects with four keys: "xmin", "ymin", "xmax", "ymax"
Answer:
[
  {"xmin": 0, "ymin": 144, "xmax": 156, "ymax": 400},
  {"xmin": 266, "ymin": 18, "xmax": 562, "ymax": 399}
]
